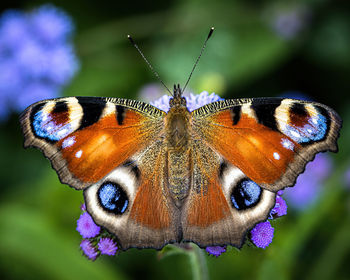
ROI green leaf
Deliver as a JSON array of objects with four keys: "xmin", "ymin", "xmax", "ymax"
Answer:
[{"xmin": 0, "ymin": 204, "xmax": 128, "ymax": 280}]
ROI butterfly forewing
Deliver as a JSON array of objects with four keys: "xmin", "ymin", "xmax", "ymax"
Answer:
[{"xmin": 191, "ymin": 98, "xmax": 341, "ymax": 192}]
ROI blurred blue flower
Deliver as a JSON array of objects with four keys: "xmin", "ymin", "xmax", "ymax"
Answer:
[
  {"xmin": 270, "ymin": 6, "xmax": 310, "ymax": 40},
  {"xmin": 76, "ymin": 212, "xmax": 101, "ymax": 238},
  {"xmin": 284, "ymin": 153, "xmax": 332, "ymax": 210},
  {"xmin": 250, "ymin": 221, "xmax": 274, "ymax": 249},
  {"xmin": 139, "ymin": 83, "xmax": 166, "ymax": 103},
  {"xmin": 14, "ymin": 82, "xmax": 58, "ymax": 112},
  {"xmin": 0, "ymin": 10, "xmax": 28, "ymax": 49},
  {"xmin": 29, "ymin": 4, "xmax": 73, "ymax": 45},
  {"xmin": 80, "ymin": 239, "xmax": 98, "ymax": 261},
  {"xmin": 0, "ymin": 4, "xmax": 79, "ymax": 121},
  {"xmin": 206, "ymin": 246, "xmax": 226, "ymax": 257},
  {"xmin": 98, "ymin": 238, "xmax": 118, "ymax": 256},
  {"xmin": 280, "ymin": 91, "xmax": 312, "ymax": 101}
]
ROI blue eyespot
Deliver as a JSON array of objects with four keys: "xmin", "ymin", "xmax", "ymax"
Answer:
[
  {"xmin": 33, "ymin": 110, "xmax": 73, "ymax": 141},
  {"xmin": 283, "ymin": 115, "xmax": 327, "ymax": 144},
  {"xmin": 98, "ymin": 182, "xmax": 129, "ymax": 214},
  {"xmin": 231, "ymin": 179, "xmax": 262, "ymax": 210}
]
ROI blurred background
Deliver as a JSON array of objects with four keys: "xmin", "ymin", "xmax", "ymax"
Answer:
[{"xmin": 0, "ymin": 0, "xmax": 349, "ymax": 279}]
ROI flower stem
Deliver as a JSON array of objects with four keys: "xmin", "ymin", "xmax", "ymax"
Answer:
[{"xmin": 188, "ymin": 244, "xmax": 209, "ymax": 280}]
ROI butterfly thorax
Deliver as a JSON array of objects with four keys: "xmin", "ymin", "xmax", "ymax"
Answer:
[{"xmin": 165, "ymin": 85, "xmax": 192, "ymax": 204}]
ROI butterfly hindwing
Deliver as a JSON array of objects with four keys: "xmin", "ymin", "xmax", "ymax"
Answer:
[
  {"xmin": 84, "ymin": 140, "xmax": 181, "ymax": 250},
  {"xmin": 192, "ymin": 98, "xmax": 341, "ymax": 192},
  {"xmin": 20, "ymin": 97, "xmax": 165, "ymax": 189},
  {"xmin": 181, "ymin": 142, "xmax": 276, "ymax": 247}
]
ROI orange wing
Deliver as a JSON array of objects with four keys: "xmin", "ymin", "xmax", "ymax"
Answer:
[
  {"xmin": 20, "ymin": 96, "xmax": 165, "ymax": 189},
  {"xmin": 192, "ymin": 98, "xmax": 341, "ymax": 191}
]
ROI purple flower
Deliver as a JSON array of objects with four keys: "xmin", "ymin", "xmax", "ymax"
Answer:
[
  {"xmin": 271, "ymin": 195, "xmax": 288, "ymax": 217},
  {"xmin": 284, "ymin": 153, "xmax": 332, "ymax": 210},
  {"xmin": 14, "ymin": 82, "xmax": 58, "ymax": 111},
  {"xmin": 80, "ymin": 239, "xmax": 98, "ymax": 260},
  {"xmin": 270, "ymin": 6, "xmax": 310, "ymax": 40},
  {"xmin": 80, "ymin": 203, "xmax": 86, "ymax": 211},
  {"xmin": 150, "ymin": 95, "xmax": 172, "ymax": 112},
  {"xmin": 151, "ymin": 91, "xmax": 222, "ymax": 112},
  {"xmin": 76, "ymin": 212, "xmax": 101, "ymax": 238},
  {"xmin": 139, "ymin": 83, "xmax": 165, "ymax": 103},
  {"xmin": 0, "ymin": 59, "xmax": 23, "ymax": 95},
  {"xmin": 30, "ymin": 4, "xmax": 73, "ymax": 44},
  {"xmin": 15, "ymin": 38, "xmax": 49, "ymax": 78},
  {"xmin": 250, "ymin": 221, "xmax": 274, "ymax": 249},
  {"xmin": 281, "ymin": 91, "xmax": 312, "ymax": 101},
  {"xmin": 0, "ymin": 10, "xmax": 28, "ymax": 48},
  {"xmin": 186, "ymin": 92, "xmax": 223, "ymax": 111},
  {"xmin": 0, "ymin": 4, "xmax": 79, "ymax": 121},
  {"xmin": 205, "ymin": 246, "xmax": 226, "ymax": 257},
  {"xmin": 46, "ymin": 45, "xmax": 80, "ymax": 85},
  {"xmin": 304, "ymin": 153, "xmax": 333, "ymax": 181},
  {"xmin": 98, "ymin": 238, "xmax": 118, "ymax": 256}
]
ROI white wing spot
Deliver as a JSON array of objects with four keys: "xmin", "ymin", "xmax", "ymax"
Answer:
[
  {"xmin": 75, "ymin": 150, "xmax": 83, "ymax": 158},
  {"xmin": 273, "ymin": 152, "xmax": 280, "ymax": 160},
  {"xmin": 281, "ymin": 138, "xmax": 294, "ymax": 150},
  {"xmin": 62, "ymin": 136, "xmax": 76, "ymax": 148}
]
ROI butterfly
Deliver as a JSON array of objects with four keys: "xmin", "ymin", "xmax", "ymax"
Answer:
[{"xmin": 20, "ymin": 84, "xmax": 341, "ymax": 250}]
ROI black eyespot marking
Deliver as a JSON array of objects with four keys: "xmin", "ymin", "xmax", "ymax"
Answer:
[
  {"xmin": 52, "ymin": 101, "xmax": 68, "ymax": 114},
  {"xmin": 77, "ymin": 97, "xmax": 105, "ymax": 130},
  {"xmin": 97, "ymin": 182, "xmax": 129, "ymax": 215},
  {"xmin": 290, "ymin": 103, "xmax": 308, "ymax": 117},
  {"xmin": 218, "ymin": 161, "xmax": 228, "ymax": 179},
  {"xmin": 116, "ymin": 105, "xmax": 126, "ymax": 125},
  {"xmin": 123, "ymin": 160, "xmax": 140, "ymax": 180},
  {"xmin": 230, "ymin": 106, "xmax": 241, "ymax": 125},
  {"xmin": 251, "ymin": 99, "xmax": 282, "ymax": 131},
  {"xmin": 231, "ymin": 179, "xmax": 262, "ymax": 210}
]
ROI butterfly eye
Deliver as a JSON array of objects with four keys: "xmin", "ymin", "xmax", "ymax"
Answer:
[
  {"xmin": 230, "ymin": 179, "xmax": 262, "ymax": 210},
  {"xmin": 97, "ymin": 182, "xmax": 129, "ymax": 214}
]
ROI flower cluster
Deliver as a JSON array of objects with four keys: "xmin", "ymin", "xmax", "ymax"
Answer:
[
  {"xmin": 77, "ymin": 204, "xmax": 118, "ymax": 260},
  {"xmin": 150, "ymin": 91, "xmax": 223, "ymax": 112},
  {"xmin": 0, "ymin": 4, "xmax": 79, "ymax": 121}
]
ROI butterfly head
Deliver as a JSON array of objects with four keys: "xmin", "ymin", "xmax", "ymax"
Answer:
[{"xmin": 169, "ymin": 84, "xmax": 187, "ymax": 108}]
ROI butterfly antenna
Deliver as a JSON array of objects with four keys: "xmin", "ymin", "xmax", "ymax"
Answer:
[
  {"xmin": 127, "ymin": 35, "xmax": 173, "ymax": 96},
  {"xmin": 182, "ymin": 27, "xmax": 214, "ymax": 93}
]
